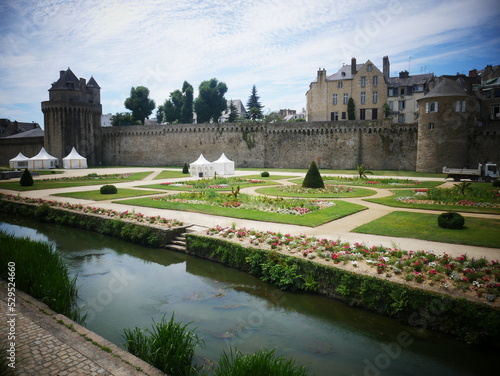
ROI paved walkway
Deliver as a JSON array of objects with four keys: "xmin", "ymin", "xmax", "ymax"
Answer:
[{"xmin": 0, "ymin": 281, "xmax": 163, "ymax": 375}]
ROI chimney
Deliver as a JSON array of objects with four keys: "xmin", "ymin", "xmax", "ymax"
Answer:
[
  {"xmin": 469, "ymin": 69, "xmax": 477, "ymax": 78},
  {"xmin": 79, "ymin": 78, "xmax": 86, "ymax": 90},
  {"xmin": 60, "ymin": 70, "xmax": 65, "ymax": 78},
  {"xmin": 351, "ymin": 57, "xmax": 357, "ymax": 75},
  {"xmin": 399, "ymin": 71, "xmax": 409, "ymax": 78},
  {"xmin": 383, "ymin": 56, "xmax": 390, "ymax": 79}
]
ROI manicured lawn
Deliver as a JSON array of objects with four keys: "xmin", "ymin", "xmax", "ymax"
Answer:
[
  {"xmin": 320, "ymin": 177, "xmax": 443, "ymax": 189},
  {"xmin": 237, "ymin": 167, "xmax": 445, "ymax": 178},
  {"xmin": 366, "ymin": 189, "xmax": 500, "ymax": 214},
  {"xmin": 153, "ymin": 170, "xmax": 190, "ymax": 179},
  {"xmin": 352, "ymin": 211, "xmax": 500, "ymax": 248},
  {"xmin": 53, "ymin": 188, "xmax": 164, "ymax": 201},
  {"xmin": 0, "ymin": 171, "xmax": 152, "ymax": 191},
  {"xmin": 255, "ymin": 185, "xmax": 377, "ymax": 198},
  {"xmin": 116, "ymin": 197, "xmax": 367, "ymax": 227}
]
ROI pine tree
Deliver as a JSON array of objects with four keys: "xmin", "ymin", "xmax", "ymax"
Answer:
[
  {"xmin": 302, "ymin": 161, "xmax": 324, "ymax": 188},
  {"xmin": 347, "ymin": 98, "xmax": 355, "ymax": 120},
  {"xmin": 246, "ymin": 85, "xmax": 263, "ymax": 121},
  {"xmin": 20, "ymin": 168, "xmax": 34, "ymax": 186}
]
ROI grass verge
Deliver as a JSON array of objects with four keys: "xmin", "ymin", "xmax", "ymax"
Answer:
[
  {"xmin": 116, "ymin": 197, "xmax": 367, "ymax": 227},
  {"xmin": 54, "ymin": 188, "xmax": 164, "ymax": 201},
  {"xmin": 352, "ymin": 211, "xmax": 500, "ymax": 248},
  {"xmin": 365, "ymin": 190, "xmax": 500, "ymax": 214}
]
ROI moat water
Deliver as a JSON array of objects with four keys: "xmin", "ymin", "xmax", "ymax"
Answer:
[{"xmin": 1, "ymin": 215, "xmax": 496, "ymax": 376}]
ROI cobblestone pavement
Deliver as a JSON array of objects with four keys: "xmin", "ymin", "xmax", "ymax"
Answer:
[{"xmin": 0, "ymin": 281, "xmax": 164, "ymax": 376}]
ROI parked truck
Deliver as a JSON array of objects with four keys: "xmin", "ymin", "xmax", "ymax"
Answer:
[{"xmin": 443, "ymin": 163, "xmax": 498, "ymax": 182}]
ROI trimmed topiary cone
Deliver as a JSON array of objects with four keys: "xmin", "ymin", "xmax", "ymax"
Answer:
[
  {"xmin": 20, "ymin": 168, "xmax": 34, "ymax": 186},
  {"xmin": 302, "ymin": 161, "xmax": 325, "ymax": 188},
  {"xmin": 182, "ymin": 163, "xmax": 189, "ymax": 174}
]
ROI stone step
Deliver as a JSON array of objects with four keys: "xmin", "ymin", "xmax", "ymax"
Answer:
[{"xmin": 166, "ymin": 243, "xmax": 187, "ymax": 252}]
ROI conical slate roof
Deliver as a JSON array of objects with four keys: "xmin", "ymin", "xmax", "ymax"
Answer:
[
  {"xmin": 424, "ymin": 78, "xmax": 469, "ymax": 98},
  {"xmin": 87, "ymin": 76, "xmax": 100, "ymax": 88},
  {"xmin": 50, "ymin": 68, "xmax": 81, "ymax": 90}
]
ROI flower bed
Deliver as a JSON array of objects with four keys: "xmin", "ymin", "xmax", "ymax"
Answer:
[
  {"xmin": 0, "ymin": 193, "xmax": 184, "ymax": 228},
  {"xmin": 275, "ymin": 184, "xmax": 354, "ymax": 195},
  {"xmin": 205, "ymin": 225, "xmax": 500, "ymax": 302},
  {"xmin": 152, "ymin": 191, "xmax": 335, "ymax": 216}
]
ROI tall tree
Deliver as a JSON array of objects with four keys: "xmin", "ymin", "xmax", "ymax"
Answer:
[
  {"xmin": 227, "ymin": 100, "xmax": 239, "ymax": 122},
  {"xmin": 181, "ymin": 81, "xmax": 194, "ymax": 124},
  {"xmin": 156, "ymin": 106, "xmax": 164, "ymax": 124},
  {"xmin": 124, "ymin": 86, "xmax": 156, "ymax": 125},
  {"xmin": 163, "ymin": 90, "xmax": 183, "ymax": 123},
  {"xmin": 194, "ymin": 78, "xmax": 228, "ymax": 123},
  {"xmin": 110, "ymin": 112, "xmax": 136, "ymax": 126},
  {"xmin": 246, "ymin": 85, "xmax": 263, "ymax": 121},
  {"xmin": 347, "ymin": 97, "xmax": 355, "ymax": 120}
]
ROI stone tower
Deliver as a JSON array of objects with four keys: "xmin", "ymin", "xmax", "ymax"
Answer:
[
  {"xmin": 416, "ymin": 77, "xmax": 478, "ymax": 173},
  {"xmin": 41, "ymin": 68, "xmax": 102, "ymax": 166}
]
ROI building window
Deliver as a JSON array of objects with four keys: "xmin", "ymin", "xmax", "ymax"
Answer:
[
  {"xmin": 341, "ymin": 112, "xmax": 346, "ymax": 120},
  {"xmin": 343, "ymin": 93, "xmax": 348, "ymax": 104},
  {"xmin": 331, "ymin": 112, "xmax": 338, "ymax": 121},
  {"xmin": 414, "ymin": 84, "xmax": 424, "ymax": 92},
  {"xmin": 400, "ymin": 88, "xmax": 405, "ymax": 95},
  {"xmin": 361, "ymin": 76, "xmax": 366, "ymax": 87},
  {"xmin": 455, "ymin": 100, "xmax": 466, "ymax": 112},
  {"xmin": 398, "ymin": 100, "xmax": 405, "ymax": 110},
  {"xmin": 333, "ymin": 94, "xmax": 338, "ymax": 105},
  {"xmin": 426, "ymin": 102, "xmax": 438, "ymax": 113},
  {"xmin": 491, "ymin": 105, "xmax": 500, "ymax": 119},
  {"xmin": 373, "ymin": 91, "xmax": 378, "ymax": 104},
  {"xmin": 389, "ymin": 101, "xmax": 394, "ymax": 111},
  {"xmin": 398, "ymin": 114, "xmax": 405, "ymax": 123},
  {"xmin": 360, "ymin": 109, "xmax": 366, "ymax": 120},
  {"xmin": 367, "ymin": 64, "xmax": 373, "ymax": 72},
  {"xmin": 429, "ymin": 122, "xmax": 435, "ymax": 129},
  {"xmin": 338, "ymin": 81, "xmax": 343, "ymax": 89},
  {"xmin": 361, "ymin": 92, "xmax": 366, "ymax": 104},
  {"xmin": 373, "ymin": 76, "xmax": 378, "ymax": 86},
  {"xmin": 372, "ymin": 108, "xmax": 378, "ymax": 120}
]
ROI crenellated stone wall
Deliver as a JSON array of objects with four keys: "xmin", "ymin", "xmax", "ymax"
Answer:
[{"xmin": 101, "ymin": 120, "xmax": 418, "ymax": 170}]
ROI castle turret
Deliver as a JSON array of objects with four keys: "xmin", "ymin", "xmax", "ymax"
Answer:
[
  {"xmin": 41, "ymin": 68, "xmax": 102, "ymax": 166},
  {"xmin": 416, "ymin": 77, "xmax": 478, "ymax": 172}
]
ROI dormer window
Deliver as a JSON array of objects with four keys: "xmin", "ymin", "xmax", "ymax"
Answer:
[{"xmin": 341, "ymin": 72, "xmax": 346, "ymax": 77}]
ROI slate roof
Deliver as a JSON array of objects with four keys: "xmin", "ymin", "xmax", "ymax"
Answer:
[
  {"xmin": 87, "ymin": 76, "xmax": 100, "ymax": 88},
  {"xmin": 326, "ymin": 64, "xmax": 364, "ymax": 81},
  {"xmin": 423, "ymin": 78, "xmax": 470, "ymax": 98},
  {"xmin": 388, "ymin": 73, "xmax": 433, "ymax": 87},
  {"xmin": 49, "ymin": 68, "xmax": 82, "ymax": 90},
  {"xmin": 6, "ymin": 128, "xmax": 45, "ymax": 138}
]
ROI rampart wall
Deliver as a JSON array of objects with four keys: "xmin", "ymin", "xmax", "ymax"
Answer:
[
  {"xmin": 101, "ymin": 121, "xmax": 419, "ymax": 170},
  {"xmin": 0, "ymin": 137, "xmax": 44, "ymax": 165}
]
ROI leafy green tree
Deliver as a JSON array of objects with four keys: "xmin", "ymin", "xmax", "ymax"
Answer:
[
  {"xmin": 227, "ymin": 100, "xmax": 239, "ymax": 122},
  {"xmin": 194, "ymin": 78, "xmax": 228, "ymax": 123},
  {"xmin": 163, "ymin": 90, "xmax": 183, "ymax": 123},
  {"xmin": 111, "ymin": 112, "xmax": 136, "ymax": 126},
  {"xmin": 124, "ymin": 86, "xmax": 156, "ymax": 125},
  {"xmin": 181, "ymin": 81, "xmax": 194, "ymax": 123},
  {"xmin": 156, "ymin": 106, "xmax": 164, "ymax": 124},
  {"xmin": 347, "ymin": 97, "xmax": 355, "ymax": 120},
  {"xmin": 302, "ymin": 161, "xmax": 324, "ymax": 188},
  {"xmin": 264, "ymin": 111, "xmax": 284, "ymax": 123},
  {"xmin": 246, "ymin": 85, "xmax": 263, "ymax": 120}
]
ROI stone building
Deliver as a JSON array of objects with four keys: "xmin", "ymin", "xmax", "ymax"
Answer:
[
  {"xmin": 41, "ymin": 68, "xmax": 102, "ymax": 165},
  {"xmin": 306, "ymin": 57, "xmax": 388, "ymax": 122}
]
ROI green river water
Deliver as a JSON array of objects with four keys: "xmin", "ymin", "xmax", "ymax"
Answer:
[{"xmin": 1, "ymin": 215, "xmax": 496, "ymax": 376}]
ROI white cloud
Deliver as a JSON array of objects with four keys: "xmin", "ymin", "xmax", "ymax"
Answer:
[{"xmin": 1, "ymin": 0, "xmax": 499, "ymax": 125}]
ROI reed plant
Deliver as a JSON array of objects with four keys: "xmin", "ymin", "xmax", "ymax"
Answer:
[
  {"xmin": 0, "ymin": 231, "xmax": 82, "ymax": 322},
  {"xmin": 123, "ymin": 314, "xmax": 204, "ymax": 376},
  {"xmin": 214, "ymin": 348, "xmax": 309, "ymax": 376}
]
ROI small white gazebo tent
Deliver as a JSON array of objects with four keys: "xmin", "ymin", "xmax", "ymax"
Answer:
[
  {"xmin": 28, "ymin": 147, "xmax": 58, "ymax": 169},
  {"xmin": 190, "ymin": 154, "xmax": 214, "ymax": 178},
  {"xmin": 212, "ymin": 153, "xmax": 235, "ymax": 175},
  {"xmin": 63, "ymin": 147, "xmax": 88, "ymax": 169},
  {"xmin": 9, "ymin": 152, "xmax": 30, "ymax": 169}
]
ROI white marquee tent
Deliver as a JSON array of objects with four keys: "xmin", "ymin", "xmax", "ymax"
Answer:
[
  {"xmin": 63, "ymin": 147, "xmax": 88, "ymax": 169},
  {"xmin": 9, "ymin": 152, "xmax": 30, "ymax": 169},
  {"xmin": 28, "ymin": 147, "xmax": 58, "ymax": 169},
  {"xmin": 212, "ymin": 153, "xmax": 235, "ymax": 175},
  {"xmin": 190, "ymin": 154, "xmax": 214, "ymax": 177}
]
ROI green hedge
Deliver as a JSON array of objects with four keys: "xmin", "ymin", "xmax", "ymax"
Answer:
[
  {"xmin": 186, "ymin": 234, "xmax": 500, "ymax": 345},
  {"xmin": 0, "ymin": 200, "xmax": 185, "ymax": 248}
]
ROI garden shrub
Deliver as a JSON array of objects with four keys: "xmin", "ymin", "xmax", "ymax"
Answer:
[
  {"xmin": 261, "ymin": 171, "xmax": 270, "ymax": 177},
  {"xmin": 20, "ymin": 168, "xmax": 34, "ymax": 186},
  {"xmin": 492, "ymin": 179, "xmax": 500, "ymax": 187},
  {"xmin": 100, "ymin": 184, "xmax": 117, "ymax": 194},
  {"xmin": 437, "ymin": 212, "xmax": 465, "ymax": 229},
  {"xmin": 302, "ymin": 161, "xmax": 324, "ymax": 189},
  {"xmin": 182, "ymin": 163, "xmax": 189, "ymax": 174}
]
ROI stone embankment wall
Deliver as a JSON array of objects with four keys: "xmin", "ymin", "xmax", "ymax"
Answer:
[{"xmin": 101, "ymin": 120, "xmax": 418, "ymax": 170}]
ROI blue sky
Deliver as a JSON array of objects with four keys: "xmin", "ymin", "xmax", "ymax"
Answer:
[{"xmin": 1, "ymin": 0, "xmax": 499, "ymax": 127}]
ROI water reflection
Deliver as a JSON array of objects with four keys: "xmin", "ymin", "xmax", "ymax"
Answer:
[{"xmin": 0, "ymin": 214, "xmax": 494, "ymax": 376}]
